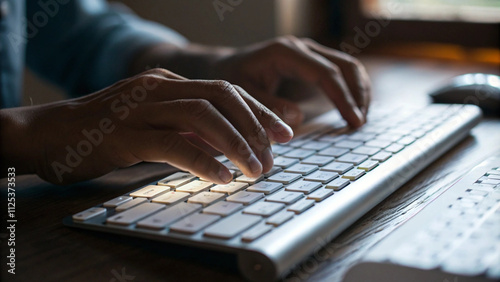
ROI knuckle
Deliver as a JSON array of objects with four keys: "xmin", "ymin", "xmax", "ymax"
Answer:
[
  {"xmin": 182, "ymin": 99, "xmax": 213, "ymax": 120},
  {"xmin": 228, "ymin": 134, "xmax": 246, "ymax": 156}
]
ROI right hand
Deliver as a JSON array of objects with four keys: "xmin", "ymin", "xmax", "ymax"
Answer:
[{"xmin": 2, "ymin": 68, "xmax": 293, "ymax": 185}]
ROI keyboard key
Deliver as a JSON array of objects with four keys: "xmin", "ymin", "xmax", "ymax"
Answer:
[
  {"xmin": 321, "ymin": 162, "xmax": 353, "ymax": 174},
  {"xmin": 287, "ymin": 199, "xmax": 315, "ymax": 214},
  {"xmin": 283, "ymin": 149, "xmax": 316, "ymax": 159},
  {"xmin": 107, "ymin": 203, "xmax": 165, "ymax": 225},
  {"xmin": 318, "ymin": 134, "xmax": 347, "ymax": 143},
  {"xmin": 357, "ymin": 160, "xmax": 379, "ymax": 171},
  {"xmin": 284, "ymin": 164, "xmax": 318, "ymax": 175},
  {"xmin": 264, "ymin": 166, "xmax": 282, "ymax": 177},
  {"xmin": 317, "ymin": 147, "xmax": 349, "ymax": 157},
  {"xmin": 397, "ymin": 136, "xmax": 416, "ymax": 145},
  {"xmin": 157, "ymin": 172, "xmax": 196, "ymax": 188},
  {"xmin": 243, "ymin": 201, "xmax": 285, "ymax": 217},
  {"xmin": 307, "ymin": 188, "xmax": 334, "ymax": 202},
  {"xmin": 301, "ymin": 141, "xmax": 331, "ymax": 151},
  {"xmin": 351, "ymin": 146, "xmax": 380, "ymax": 156},
  {"xmin": 130, "ymin": 185, "xmax": 170, "ymax": 198},
  {"xmin": 371, "ymin": 151, "xmax": 392, "ymax": 162},
  {"xmin": 334, "ymin": 140, "xmax": 363, "ymax": 149},
  {"xmin": 410, "ymin": 129, "xmax": 427, "ymax": 138},
  {"xmin": 202, "ymin": 201, "xmax": 242, "ymax": 216},
  {"xmin": 377, "ymin": 133, "xmax": 404, "ymax": 142},
  {"xmin": 247, "ymin": 181, "xmax": 283, "ymax": 194},
  {"xmin": 115, "ymin": 197, "xmax": 147, "ymax": 212},
  {"xmin": 204, "ymin": 213, "xmax": 261, "ymax": 239},
  {"xmin": 226, "ymin": 191, "xmax": 264, "ymax": 205},
  {"xmin": 287, "ymin": 138, "xmax": 311, "ymax": 148},
  {"xmin": 348, "ymin": 132, "xmax": 377, "ymax": 142},
  {"xmin": 103, "ymin": 196, "xmax": 132, "ymax": 208},
  {"xmin": 169, "ymin": 213, "xmax": 220, "ymax": 234},
  {"xmin": 187, "ymin": 192, "xmax": 225, "ymax": 207},
  {"xmin": 267, "ymin": 172, "xmax": 302, "ymax": 184},
  {"xmin": 304, "ymin": 171, "xmax": 339, "ymax": 183},
  {"xmin": 137, "ymin": 202, "xmax": 202, "ymax": 229},
  {"xmin": 365, "ymin": 139, "xmax": 392, "ymax": 148},
  {"xmin": 152, "ymin": 191, "xmax": 190, "ymax": 205},
  {"xmin": 266, "ymin": 191, "xmax": 303, "ymax": 204},
  {"xmin": 223, "ymin": 160, "xmax": 240, "ymax": 171},
  {"xmin": 325, "ymin": 178, "xmax": 350, "ymax": 191},
  {"xmin": 336, "ymin": 153, "xmax": 368, "ymax": 165},
  {"xmin": 241, "ymin": 223, "xmax": 273, "ymax": 242},
  {"xmin": 266, "ymin": 211, "xmax": 294, "ymax": 226},
  {"xmin": 211, "ymin": 182, "xmax": 248, "ymax": 195},
  {"xmin": 273, "ymin": 156, "xmax": 299, "ymax": 168},
  {"xmin": 176, "ymin": 180, "xmax": 213, "ymax": 194},
  {"xmin": 235, "ymin": 174, "xmax": 264, "ymax": 184},
  {"xmin": 385, "ymin": 143, "xmax": 405, "ymax": 153},
  {"xmin": 342, "ymin": 169, "xmax": 366, "ymax": 180},
  {"xmin": 271, "ymin": 144, "xmax": 293, "ymax": 155},
  {"xmin": 300, "ymin": 155, "xmax": 334, "ymax": 166},
  {"xmin": 73, "ymin": 207, "xmax": 106, "ymax": 221},
  {"xmin": 285, "ymin": 180, "xmax": 322, "ymax": 194}
]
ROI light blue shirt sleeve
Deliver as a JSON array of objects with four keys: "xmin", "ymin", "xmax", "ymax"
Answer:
[{"xmin": 25, "ymin": 0, "xmax": 187, "ymax": 97}]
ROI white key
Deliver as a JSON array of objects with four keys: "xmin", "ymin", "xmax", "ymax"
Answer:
[
  {"xmin": 73, "ymin": 207, "xmax": 106, "ymax": 221},
  {"xmin": 152, "ymin": 191, "xmax": 190, "ymax": 205},
  {"xmin": 284, "ymin": 164, "xmax": 318, "ymax": 175},
  {"xmin": 336, "ymin": 153, "xmax": 368, "ymax": 165},
  {"xmin": 241, "ymin": 223, "xmax": 273, "ymax": 242},
  {"xmin": 300, "ymin": 155, "xmax": 334, "ymax": 166},
  {"xmin": 377, "ymin": 133, "xmax": 403, "ymax": 142},
  {"xmin": 317, "ymin": 147, "xmax": 349, "ymax": 157},
  {"xmin": 318, "ymin": 134, "xmax": 347, "ymax": 143},
  {"xmin": 357, "ymin": 160, "xmax": 379, "ymax": 171},
  {"xmin": 342, "ymin": 169, "xmax": 366, "ymax": 180},
  {"xmin": 334, "ymin": 140, "xmax": 363, "ymax": 149},
  {"xmin": 107, "ymin": 203, "xmax": 165, "ymax": 225},
  {"xmin": 351, "ymin": 146, "xmax": 380, "ymax": 156},
  {"xmin": 301, "ymin": 141, "xmax": 331, "ymax": 151},
  {"xmin": 287, "ymin": 199, "xmax": 315, "ymax": 214},
  {"xmin": 136, "ymin": 202, "xmax": 201, "ymax": 229},
  {"xmin": 187, "ymin": 192, "xmax": 225, "ymax": 207},
  {"xmin": 264, "ymin": 166, "xmax": 282, "ymax": 177},
  {"xmin": 365, "ymin": 139, "xmax": 392, "ymax": 148},
  {"xmin": 266, "ymin": 211, "xmax": 294, "ymax": 226},
  {"xmin": 243, "ymin": 201, "xmax": 285, "ymax": 217},
  {"xmin": 273, "ymin": 156, "xmax": 299, "ymax": 168},
  {"xmin": 130, "ymin": 185, "xmax": 170, "ymax": 198},
  {"xmin": 226, "ymin": 191, "xmax": 264, "ymax": 205},
  {"xmin": 397, "ymin": 136, "xmax": 416, "ymax": 145},
  {"xmin": 321, "ymin": 162, "xmax": 353, "ymax": 174},
  {"xmin": 266, "ymin": 191, "xmax": 303, "ymax": 204},
  {"xmin": 211, "ymin": 182, "xmax": 248, "ymax": 195},
  {"xmin": 271, "ymin": 144, "xmax": 293, "ymax": 155},
  {"xmin": 307, "ymin": 188, "xmax": 333, "ymax": 202},
  {"xmin": 176, "ymin": 180, "xmax": 213, "ymax": 194},
  {"xmin": 115, "ymin": 197, "xmax": 147, "ymax": 212},
  {"xmin": 204, "ymin": 213, "xmax": 261, "ymax": 239},
  {"xmin": 371, "ymin": 151, "xmax": 392, "ymax": 162},
  {"xmin": 157, "ymin": 172, "xmax": 196, "ymax": 188},
  {"xmin": 223, "ymin": 160, "xmax": 240, "ymax": 171},
  {"xmin": 283, "ymin": 149, "xmax": 316, "ymax": 159},
  {"xmin": 235, "ymin": 174, "xmax": 264, "ymax": 184},
  {"xmin": 285, "ymin": 180, "xmax": 322, "ymax": 194},
  {"xmin": 304, "ymin": 171, "xmax": 339, "ymax": 183},
  {"xmin": 103, "ymin": 196, "xmax": 132, "ymax": 208},
  {"xmin": 203, "ymin": 201, "xmax": 242, "ymax": 217},
  {"xmin": 169, "ymin": 213, "xmax": 220, "ymax": 234},
  {"xmin": 348, "ymin": 132, "xmax": 377, "ymax": 142},
  {"xmin": 267, "ymin": 172, "xmax": 302, "ymax": 184},
  {"xmin": 325, "ymin": 178, "xmax": 350, "ymax": 191},
  {"xmin": 247, "ymin": 182, "xmax": 283, "ymax": 194},
  {"xmin": 385, "ymin": 143, "xmax": 405, "ymax": 153}
]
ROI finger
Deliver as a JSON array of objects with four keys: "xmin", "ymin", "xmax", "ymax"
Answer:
[
  {"xmin": 131, "ymin": 130, "xmax": 233, "ymax": 184},
  {"xmin": 141, "ymin": 99, "xmax": 264, "ymax": 177},
  {"xmin": 301, "ymin": 38, "xmax": 371, "ymax": 116}
]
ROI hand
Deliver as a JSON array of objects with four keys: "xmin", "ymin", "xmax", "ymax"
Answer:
[
  {"xmin": 0, "ymin": 69, "xmax": 293, "ymax": 184},
  {"xmin": 212, "ymin": 36, "xmax": 371, "ymax": 128}
]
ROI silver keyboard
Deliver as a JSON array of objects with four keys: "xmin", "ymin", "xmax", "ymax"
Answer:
[
  {"xmin": 64, "ymin": 104, "xmax": 482, "ymax": 281},
  {"xmin": 344, "ymin": 154, "xmax": 500, "ymax": 282}
]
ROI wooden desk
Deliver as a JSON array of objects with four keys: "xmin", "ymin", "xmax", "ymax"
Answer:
[{"xmin": 1, "ymin": 57, "xmax": 499, "ymax": 282}]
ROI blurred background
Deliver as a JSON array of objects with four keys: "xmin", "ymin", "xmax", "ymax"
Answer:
[{"xmin": 23, "ymin": 0, "xmax": 500, "ymax": 106}]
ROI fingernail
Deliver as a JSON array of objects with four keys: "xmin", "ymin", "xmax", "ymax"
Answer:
[
  {"xmin": 261, "ymin": 147, "xmax": 274, "ymax": 169},
  {"xmin": 274, "ymin": 120, "xmax": 294, "ymax": 137},
  {"xmin": 248, "ymin": 154, "xmax": 263, "ymax": 174},
  {"xmin": 218, "ymin": 167, "xmax": 233, "ymax": 183}
]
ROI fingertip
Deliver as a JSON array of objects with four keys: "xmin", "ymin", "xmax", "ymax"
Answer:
[{"xmin": 218, "ymin": 166, "xmax": 233, "ymax": 184}]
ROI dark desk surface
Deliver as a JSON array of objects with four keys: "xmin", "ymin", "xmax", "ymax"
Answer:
[{"xmin": 1, "ymin": 57, "xmax": 499, "ymax": 282}]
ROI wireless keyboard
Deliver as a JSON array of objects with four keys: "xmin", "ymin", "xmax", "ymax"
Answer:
[
  {"xmin": 343, "ymin": 153, "xmax": 500, "ymax": 282},
  {"xmin": 64, "ymin": 103, "xmax": 482, "ymax": 281}
]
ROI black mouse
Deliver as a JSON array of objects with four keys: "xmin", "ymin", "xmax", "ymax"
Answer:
[{"xmin": 429, "ymin": 73, "xmax": 500, "ymax": 116}]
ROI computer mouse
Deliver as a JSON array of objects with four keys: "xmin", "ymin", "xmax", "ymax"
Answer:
[{"xmin": 429, "ymin": 73, "xmax": 500, "ymax": 116}]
